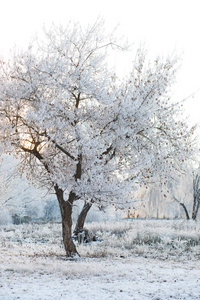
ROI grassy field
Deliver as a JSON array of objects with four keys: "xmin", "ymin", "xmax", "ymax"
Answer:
[{"xmin": 1, "ymin": 219, "xmax": 200, "ymax": 260}]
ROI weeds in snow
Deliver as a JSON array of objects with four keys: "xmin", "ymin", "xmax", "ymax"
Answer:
[{"xmin": 0, "ymin": 219, "xmax": 200, "ymax": 260}]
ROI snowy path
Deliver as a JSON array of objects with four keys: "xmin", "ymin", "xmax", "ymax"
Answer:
[{"xmin": 0, "ymin": 254, "xmax": 200, "ymax": 300}]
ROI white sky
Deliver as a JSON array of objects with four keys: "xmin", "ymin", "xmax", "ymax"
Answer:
[{"xmin": 0, "ymin": 0, "xmax": 200, "ymax": 122}]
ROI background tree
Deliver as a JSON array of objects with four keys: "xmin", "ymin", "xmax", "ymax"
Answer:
[
  {"xmin": 0, "ymin": 154, "xmax": 51, "ymax": 223},
  {"xmin": 43, "ymin": 199, "xmax": 61, "ymax": 222},
  {"xmin": 192, "ymin": 172, "xmax": 200, "ymax": 220},
  {"xmin": 173, "ymin": 170, "xmax": 200, "ymax": 220},
  {"xmin": 0, "ymin": 20, "xmax": 195, "ymax": 257}
]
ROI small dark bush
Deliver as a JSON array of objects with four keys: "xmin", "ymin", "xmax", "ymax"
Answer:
[{"xmin": 12, "ymin": 214, "xmax": 32, "ymax": 225}]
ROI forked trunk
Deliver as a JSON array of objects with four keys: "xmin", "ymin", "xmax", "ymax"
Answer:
[
  {"xmin": 74, "ymin": 201, "xmax": 92, "ymax": 235},
  {"xmin": 54, "ymin": 185, "xmax": 78, "ymax": 257}
]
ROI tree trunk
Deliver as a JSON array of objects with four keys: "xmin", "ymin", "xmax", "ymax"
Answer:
[
  {"xmin": 173, "ymin": 196, "xmax": 190, "ymax": 220},
  {"xmin": 192, "ymin": 173, "xmax": 200, "ymax": 220},
  {"xmin": 192, "ymin": 200, "xmax": 200, "ymax": 220},
  {"xmin": 74, "ymin": 201, "xmax": 92, "ymax": 235},
  {"xmin": 180, "ymin": 203, "xmax": 190, "ymax": 220},
  {"xmin": 54, "ymin": 185, "xmax": 78, "ymax": 257}
]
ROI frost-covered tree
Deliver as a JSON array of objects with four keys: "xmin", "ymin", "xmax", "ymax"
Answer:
[
  {"xmin": 192, "ymin": 172, "xmax": 200, "ymax": 220},
  {"xmin": 173, "ymin": 170, "xmax": 200, "ymax": 220},
  {"xmin": 0, "ymin": 154, "xmax": 50, "ymax": 222},
  {"xmin": 0, "ymin": 20, "xmax": 194, "ymax": 256}
]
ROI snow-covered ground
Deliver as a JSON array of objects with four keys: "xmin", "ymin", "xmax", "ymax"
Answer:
[{"xmin": 0, "ymin": 220, "xmax": 200, "ymax": 299}]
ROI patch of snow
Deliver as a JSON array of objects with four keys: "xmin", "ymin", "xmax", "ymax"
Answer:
[{"xmin": 0, "ymin": 256, "xmax": 199, "ymax": 299}]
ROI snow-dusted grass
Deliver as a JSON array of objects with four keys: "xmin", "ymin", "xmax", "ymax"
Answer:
[
  {"xmin": 81, "ymin": 219, "xmax": 200, "ymax": 260},
  {"xmin": 0, "ymin": 219, "xmax": 200, "ymax": 299},
  {"xmin": 1, "ymin": 219, "xmax": 200, "ymax": 260}
]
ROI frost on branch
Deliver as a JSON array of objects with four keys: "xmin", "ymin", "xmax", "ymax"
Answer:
[{"xmin": 0, "ymin": 21, "xmax": 195, "ymax": 211}]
